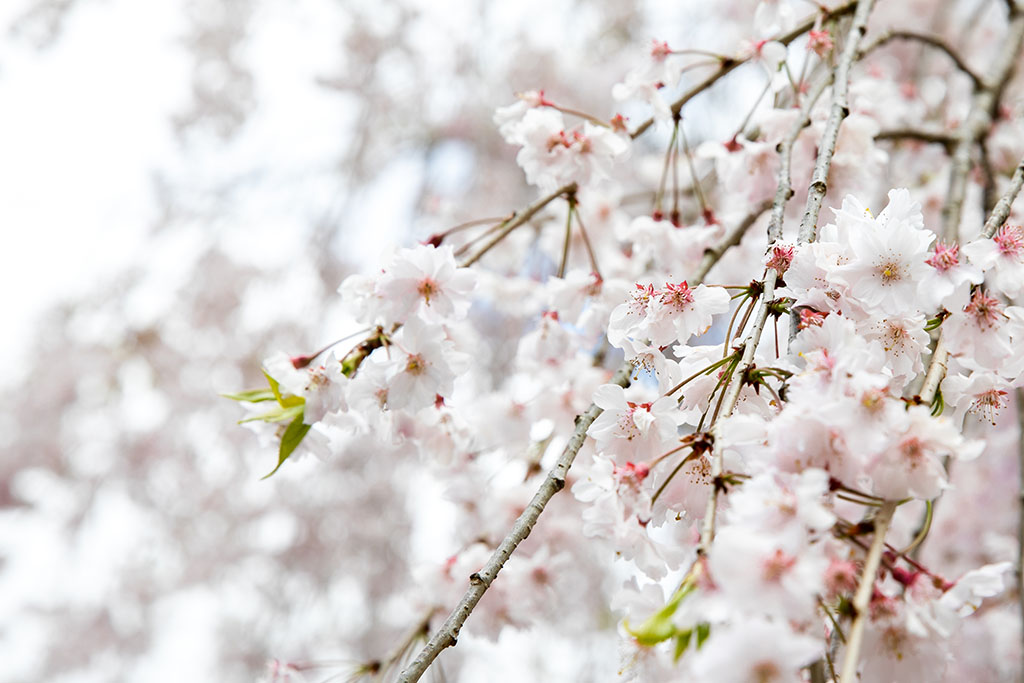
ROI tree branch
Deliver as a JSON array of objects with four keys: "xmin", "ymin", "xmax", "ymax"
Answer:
[
  {"xmin": 940, "ymin": 5, "xmax": 1024, "ymax": 242},
  {"xmin": 982, "ymin": 155, "xmax": 1024, "ymax": 238},
  {"xmin": 798, "ymin": 0, "xmax": 877, "ymax": 244},
  {"xmin": 630, "ymin": 1, "xmax": 858, "ymax": 139},
  {"xmin": 397, "ymin": 363, "xmax": 632, "ymax": 683},
  {"xmin": 858, "ymin": 29, "xmax": 983, "ymax": 86},
  {"xmin": 838, "ymin": 500, "xmax": 897, "ymax": 682},
  {"xmin": 874, "ymin": 127, "xmax": 956, "ymax": 150},
  {"xmin": 699, "ymin": 73, "xmax": 836, "ymax": 555},
  {"xmin": 397, "ymin": 205, "xmax": 766, "ymax": 681},
  {"xmin": 460, "ymin": 183, "xmax": 577, "ymax": 267}
]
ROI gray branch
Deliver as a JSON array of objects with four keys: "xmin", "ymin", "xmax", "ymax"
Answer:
[
  {"xmin": 941, "ymin": 5, "xmax": 1024, "ymax": 242},
  {"xmin": 798, "ymin": 0, "xmax": 878, "ymax": 244},
  {"xmin": 397, "ymin": 201, "xmax": 770, "ymax": 681},
  {"xmin": 630, "ymin": 1, "xmax": 858, "ymax": 139},
  {"xmin": 982, "ymin": 156, "xmax": 1024, "ymax": 238},
  {"xmin": 859, "ymin": 29, "xmax": 983, "ymax": 85}
]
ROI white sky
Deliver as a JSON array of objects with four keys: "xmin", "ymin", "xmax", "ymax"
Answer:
[{"xmin": 0, "ymin": 0, "xmax": 185, "ymax": 387}]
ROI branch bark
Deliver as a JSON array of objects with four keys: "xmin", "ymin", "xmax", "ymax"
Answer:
[
  {"xmin": 838, "ymin": 500, "xmax": 897, "ymax": 682},
  {"xmin": 940, "ymin": 5, "xmax": 1024, "ymax": 242},
  {"xmin": 874, "ymin": 127, "xmax": 956, "ymax": 150},
  {"xmin": 699, "ymin": 0, "xmax": 874, "ymax": 554},
  {"xmin": 630, "ymin": 1, "xmax": 858, "ymax": 139},
  {"xmin": 398, "ymin": 206, "xmax": 765, "ymax": 682},
  {"xmin": 798, "ymin": 0, "xmax": 877, "ymax": 244},
  {"xmin": 858, "ymin": 29, "xmax": 983, "ymax": 85},
  {"xmin": 397, "ymin": 363, "xmax": 632, "ymax": 683}
]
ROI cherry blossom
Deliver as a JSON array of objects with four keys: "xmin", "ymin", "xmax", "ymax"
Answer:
[
  {"xmin": 587, "ymin": 384, "xmax": 684, "ymax": 462},
  {"xmin": 375, "ymin": 244, "xmax": 477, "ymax": 324}
]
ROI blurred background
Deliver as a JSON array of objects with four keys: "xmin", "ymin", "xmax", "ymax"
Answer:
[
  {"xmin": 0, "ymin": 1, "xmax": 731, "ymax": 680},
  {"xmin": 5, "ymin": 0, "xmax": 1023, "ymax": 681}
]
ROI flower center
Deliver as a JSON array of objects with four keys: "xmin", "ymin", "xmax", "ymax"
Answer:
[
  {"xmin": 417, "ymin": 278, "xmax": 438, "ymax": 304},
  {"xmin": 972, "ymin": 389, "xmax": 1008, "ymax": 425},
  {"xmin": 878, "ymin": 259, "xmax": 902, "ymax": 283},
  {"xmin": 660, "ymin": 281, "xmax": 694, "ymax": 309},
  {"xmin": 405, "ymin": 354, "xmax": 426, "ymax": 376},
  {"xmin": 752, "ymin": 661, "xmax": 781, "ymax": 683},
  {"xmin": 964, "ymin": 289, "xmax": 1003, "ymax": 329},
  {"xmin": 994, "ymin": 224, "xmax": 1024, "ymax": 260},
  {"xmin": 761, "ymin": 549, "xmax": 797, "ymax": 582},
  {"xmin": 925, "ymin": 241, "xmax": 960, "ymax": 272}
]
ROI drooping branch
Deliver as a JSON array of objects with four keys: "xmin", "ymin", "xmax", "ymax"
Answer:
[
  {"xmin": 798, "ymin": 0, "xmax": 877, "ymax": 244},
  {"xmin": 838, "ymin": 500, "xmax": 898, "ymax": 682},
  {"xmin": 460, "ymin": 183, "xmax": 577, "ymax": 267},
  {"xmin": 858, "ymin": 29, "xmax": 983, "ymax": 86},
  {"xmin": 630, "ymin": 1, "xmax": 858, "ymax": 139},
  {"xmin": 397, "ymin": 205, "xmax": 766, "ymax": 681},
  {"xmin": 940, "ymin": 5, "xmax": 1024, "ymax": 242},
  {"xmin": 874, "ymin": 127, "xmax": 956, "ymax": 150},
  {"xmin": 916, "ymin": 154, "xmax": 1024, "ymax": 408},
  {"xmin": 698, "ymin": 3, "xmax": 875, "ymax": 555},
  {"xmin": 397, "ymin": 362, "xmax": 633, "ymax": 683}
]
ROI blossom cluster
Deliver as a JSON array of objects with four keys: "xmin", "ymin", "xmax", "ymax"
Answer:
[{"xmin": 233, "ymin": 2, "xmax": 1024, "ymax": 680}]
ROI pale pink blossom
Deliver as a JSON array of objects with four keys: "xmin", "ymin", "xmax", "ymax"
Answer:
[
  {"xmin": 941, "ymin": 371, "xmax": 1013, "ymax": 426},
  {"xmin": 385, "ymin": 318, "xmax": 465, "ymax": 411},
  {"xmin": 645, "ymin": 281, "xmax": 730, "ymax": 347},
  {"xmin": 587, "ymin": 384, "xmax": 684, "ymax": 462},
  {"xmin": 688, "ymin": 617, "xmax": 821, "ymax": 683},
  {"xmin": 962, "ymin": 224, "xmax": 1024, "ymax": 298},
  {"xmin": 831, "ymin": 191, "xmax": 934, "ymax": 316},
  {"xmin": 376, "ymin": 244, "xmax": 476, "ymax": 324},
  {"xmin": 942, "ymin": 288, "xmax": 1013, "ymax": 372}
]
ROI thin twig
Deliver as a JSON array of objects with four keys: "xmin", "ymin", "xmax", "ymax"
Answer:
[
  {"xmin": 573, "ymin": 206, "xmax": 602, "ymax": 279},
  {"xmin": 397, "ymin": 207, "xmax": 765, "ymax": 683},
  {"xmin": 557, "ymin": 196, "xmax": 575, "ymax": 278},
  {"xmin": 874, "ymin": 127, "xmax": 957, "ymax": 150},
  {"xmin": 858, "ymin": 29, "xmax": 983, "ymax": 85},
  {"xmin": 629, "ymin": 1, "xmax": 858, "ymax": 139},
  {"xmin": 839, "ymin": 500, "xmax": 897, "ymax": 682},
  {"xmin": 698, "ymin": 68, "xmax": 838, "ymax": 556},
  {"xmin": 460, "ymin": 183, "xmax": 577, "ymax": 267},
  {"xmin": 695, "ymin": 198, "xmax": 773, "ymax": 278}
]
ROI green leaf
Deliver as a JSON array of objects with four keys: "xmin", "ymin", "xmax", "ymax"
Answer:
[
  {"xmin": 263, "ymin": 369, "xmax": 285, "ymax": 405},
  {"xmin": 221, "ymin": 389, "xmax": 278, "ymax": 403},
  {"xmin": 280, "ymin": 394, "xmax": 305, "ymax": 409},
  {"xmin": 930, "ymin": 388, "xmax": 944, "ymax": 417},
  {"xmin": 262, "ymin": 413, "xmax": 311, "ymax": 479},
  {"xmin": 673, "ymin": 629, "xmax": 693, "ymax": 661},
  {"xmin": 238, "ymin": 404, "xmax": 304, "ymax": 424},
  {"xmin": 624, "ymin": 581, "xmax": 696, "ymax": 647},
  {"xmin": 695, "ymin": 622, "xmax": 711, "ymax": 649},
  {"xmin": 260, "ymin": 369, "xmax": 305, "ymax": 408}
]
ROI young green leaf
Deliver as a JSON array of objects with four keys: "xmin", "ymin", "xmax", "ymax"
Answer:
[
  {"xmin": 220, "ymin": 389, "xmax": 278, "ymax": 403},
  {"xmin": 262, "ymin": 413, "xmax": 311, "ymax": 479}
]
